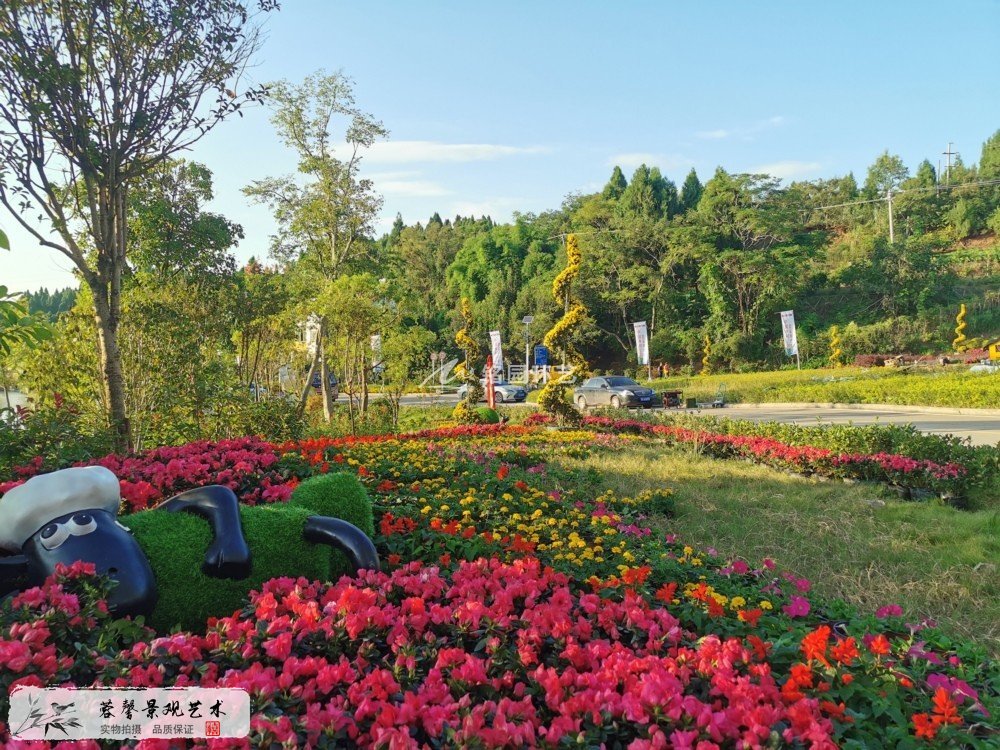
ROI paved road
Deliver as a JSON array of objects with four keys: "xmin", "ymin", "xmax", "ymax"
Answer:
[
  {"xmin": 720, "ymin": 405, "xmax": 1000, "ymax": 447},
  {"xmin": 397, "ymin": 393, "xmax": 1000, "ymax": 446}
]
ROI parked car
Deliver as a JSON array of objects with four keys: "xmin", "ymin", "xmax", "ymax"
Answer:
[
  {"xmin": 457, "ymin": 378, "xmax": 527, "ymax": 403},
  {"xmin": 573, "ymin": 376, "xmax": 660, "ymax": 409},
  {"xmin": 310, "ymin": 371, "xmax": 339, "ymax": 400}
]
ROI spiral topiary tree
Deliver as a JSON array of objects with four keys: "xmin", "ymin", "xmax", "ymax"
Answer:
[
  {"xmin": 953, "ymin": 303, "xmax": 967, "ymax": 352},
  {"xmin": 700, "ymin": 333, "xmax": 712, "ymax": 375},
  {"xmin": 538, "ymin": 233, "xmax": 589, "ymax": 423},
  {"xmin": 828, "ymin": 325, "xmax": 843, "ymax": 368},
  {"xmin": 454, "ymin": 297, "xmax": 485, "ymax": 423}
]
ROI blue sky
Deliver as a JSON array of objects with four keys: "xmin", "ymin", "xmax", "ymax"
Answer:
[{"xmin": 4, "ymin": 0, "xmax": 1000, "ymax": 292}]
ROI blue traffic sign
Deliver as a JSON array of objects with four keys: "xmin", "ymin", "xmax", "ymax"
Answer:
[{"xmin": 533, "ymin": 345, "xmax": 549, "ymax": 366}]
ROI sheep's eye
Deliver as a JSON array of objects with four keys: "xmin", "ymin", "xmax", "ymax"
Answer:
[
  {"xmin": 68, "ymin": 513, "xmax": 98, "ymax": 536},
  {"xmin": 39, "ymin": 523, "xmax": 71, "ymax": 550}
]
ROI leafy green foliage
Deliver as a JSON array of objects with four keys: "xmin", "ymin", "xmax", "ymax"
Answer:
[{"xmin": 126, "ymin": 472, "xmax": 373, "ymax": 632}]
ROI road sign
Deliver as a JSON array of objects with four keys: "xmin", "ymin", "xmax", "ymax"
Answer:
[{"xmin": 534, "ymin": 345, "xmax": 549, "ymax": 366}]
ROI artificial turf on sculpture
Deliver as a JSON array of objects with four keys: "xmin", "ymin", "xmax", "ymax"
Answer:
[{"xmin": 122, "ymin": 472, "xmax": 374, "ymax": 632}]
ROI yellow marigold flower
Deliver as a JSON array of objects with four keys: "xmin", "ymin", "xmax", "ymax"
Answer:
[
  {"xmin": 760, "ymin": 600, "xmax": 773, "ymax": 610},
  {"xmin": 420, "ymin": 506, "xmax": 432, "ymax": 515},
  {"xmin": 683, "ymin": 546, "xmax": 693, "ymax": 556},
  {"xmin": 730, "ymin": 596, "xmax": 746, "ymax": 609}
]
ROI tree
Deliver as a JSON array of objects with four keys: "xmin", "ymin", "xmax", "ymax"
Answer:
[
  {"xmin": 127, "ymin": 161, "xmax": 242, "ymax": 285},
  {"xmin": 863, "ymin": 151, "xmax": 909, "ymax": 198},
  {"xmin": 602, "ymin": 166, "xmax": 628, "ymax": 200},
  {"xmin": 0, "ymin": 284, "xmax": 53, "ymax": 409},
  {"xmin": 244, "ymin": 70, "xmax": 387, "ymax": 422},
  {"xmin": 680, "ymin": 169, "xmax": 703, "ymax": 213},
  {"xmin": 0, "ymin": 0, "xmax": 275, "ymax": 450}
]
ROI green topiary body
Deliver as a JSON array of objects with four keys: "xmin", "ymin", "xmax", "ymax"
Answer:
[{"xmin": 122, "ymin": 472, "xmax": 374, "ymax": 632}]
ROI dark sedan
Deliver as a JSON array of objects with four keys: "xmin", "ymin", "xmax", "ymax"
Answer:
[{"xmin": 573, "ymin": 376, "xmax": 660, "ymax": 409}]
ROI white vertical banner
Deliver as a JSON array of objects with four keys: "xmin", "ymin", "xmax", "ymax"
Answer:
[
  {"xmin": 780, "ymin": 310, "xmax": 799, "ymax": 356},
  {"xmin": 489, "ymin": 330, "xmax": 503, "ymax": 374},
  {"xmin": 370, "ymin": 334, "xmax": 382, "ymax": 360},
  {"xmin": 633, "ymin": 321, "xmax": 650, "ymax": 366}
]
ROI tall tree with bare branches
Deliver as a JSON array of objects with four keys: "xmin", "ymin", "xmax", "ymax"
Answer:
[{"xmin": 0, "ymin": 0, "xmax": 277, "ymax": 450}]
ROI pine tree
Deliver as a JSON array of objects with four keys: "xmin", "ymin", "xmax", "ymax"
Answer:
[
  {"xmin": 680, "ymin": 168, "xmax": 703, "ymax": 212},
  {"xmin": 602, "ymin": 166, "xmax": 628, "ymax": 200}
]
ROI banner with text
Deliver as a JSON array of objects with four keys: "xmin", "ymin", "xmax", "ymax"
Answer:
[
  {"xmin": 633, "ymin": 321, "xmax": 650, "ymax": 366},
  {"xmin": 9, "ymin": 687, "xmax": 250, "ymax": 741},
  {"xmin": 489, "ymin": 330, "xmax": 503, "ymax": 373},
  {"xmin": 780, "ymin": 310, "xmax": 799, "ymax": 356}
]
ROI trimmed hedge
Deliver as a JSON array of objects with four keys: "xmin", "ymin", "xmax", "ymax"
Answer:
[{"xmin": 123, "ymin": 471, "xmax": 374, "ymax": 632}]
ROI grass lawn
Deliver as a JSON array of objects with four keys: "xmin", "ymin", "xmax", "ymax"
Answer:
[
  {"xmin": 522, "ymin": 365, "xmax": 1000, "ymax": 409},
  {"xmin": 562, "ymin": 444, "xmax": 1000, "ymax": 655}
]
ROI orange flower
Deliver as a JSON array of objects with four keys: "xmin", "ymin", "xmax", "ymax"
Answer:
[
  {"xmin": 496, "ymin": 464, "xmax": 509, "ymax": 480},
  {"xmin": 621, "ymin": 566, "xmax": 651, "ymax": 586},
  {"xmin": 738, "ymin": 608, "xmax": 763, "ymax": 627},
  {"xmin": 840, "ymin": 673, "xmax": 854, "ymax": 686},
  {"xmin": 801, "ymin": 625, "xmax": 831, "ymax": 666},
  {"xmin": 429, "ymin": 518, "xmax": 443, "ymax": 531},
  {"xmin": 931, "ymin": 687, "xmax": 961, "ymax": 726},
  {"xmin": 655, "ymin": 582, "xmax": 678, "ymax": 604},
  {"xmin": 912, "ymin": 713, "xmax": 938, "ymax": 740},
  {"xmin": 707, "ymin": 598, "xmax": 725, "ymax": 618},
  {"xmin": 831, "ymin": 636, "xmax": 859, "ymax": 666},
  {"xmin": 789, "ymin": 663, "xmax": 813, "ymax": 688},
  {"xmin": 867, "ymin": 634, "xmax": 891, "ymax": 656},
  {"xmin": 746, "ymin": 635, "xmax": 770, "ymax": 661}
]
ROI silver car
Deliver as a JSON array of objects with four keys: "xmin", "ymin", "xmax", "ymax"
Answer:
[
  {"xmin": 574, "ymin": 376, "xmax": 660, "ymax": 409},
  {"xmin": 457, "ymin": 378, "xmax": 527, "ymax": 403}
]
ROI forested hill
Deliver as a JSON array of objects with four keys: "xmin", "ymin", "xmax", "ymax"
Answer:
[
  {"xmin": 382, "ymin": 131, "xmax": 1000, "ymax": 371},
  {"xmin": 26, "ymin": 287, "xmax": 77, "ymax": 321}
]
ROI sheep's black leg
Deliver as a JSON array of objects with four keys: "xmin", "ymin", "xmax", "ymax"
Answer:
[
  {"xmin": 155, "ymin": 486, "xmax": 251, "ymax": 579},
  {"xmin": 302, "ymin": 517, "xmax": 380, "ymax": 572}
]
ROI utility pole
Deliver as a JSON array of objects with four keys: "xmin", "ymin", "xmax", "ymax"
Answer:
[
  {"xmin": 887, "ymin": 189, "xmax": 894, "ymax": 243},
  {"xmin": 943, "ymin": 142, "xmax": 958, "ymax": 184}
]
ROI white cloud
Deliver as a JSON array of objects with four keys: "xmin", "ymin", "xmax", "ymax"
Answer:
[
  {"xmin": 606, "ymin": 152, "xmax": 694, "ymax": 172},
  {"xmin": 696, "ymin": 115, "xmax": 786, "ymax": 141},
  {"xmin": 749, "ymin": 160, "xmax": 822, "ymax": 179},
  {"xmin": 340, "ymin": 140, "xmax": 549, "ymax": 164}
]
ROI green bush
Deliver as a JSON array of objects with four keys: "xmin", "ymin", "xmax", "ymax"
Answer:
[
  {"xmin": 474, "ymin": 407, "xmax": 501, "ymax": 424},
  {"xmin": 0, "ymin": 397, "xmax": 113, "ymax": 475},
  {"xmin": 124, "ymin": 472, "xmax": 374, "ymax": 632},
  {"xmin": 291, "ymin": 472, "xmax": 375, "ymax": 537}
]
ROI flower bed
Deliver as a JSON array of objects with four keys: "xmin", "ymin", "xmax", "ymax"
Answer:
[
  {"xmin": 523, "ymin": 414, "xmax": 971, "ymax": 501},
  {"xmin": 2, "ymin": 426, "xmax": 998, "ymax": 748}
]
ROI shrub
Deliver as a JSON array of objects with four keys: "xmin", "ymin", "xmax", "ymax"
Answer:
[
  {"xmin": 119, "ymin": 472, "xmax": 374, "ymax": 632},
  {"xmin": 291, "ymin": 472, "xmax": 375, "ymax": 536},
  {"xmin": 474, "ymin": 406, "xmax": 500, "ymax": 424}
]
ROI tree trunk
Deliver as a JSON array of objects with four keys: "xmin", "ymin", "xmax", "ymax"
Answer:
[
  {"xmin": 320, "ymin": 333, "xmax": 334, "ymax": 423},
  {"xmin": 90, "ymin": 280, "xmax": 131, "ymax": 452},
  {"xmin": 298, "ymin": 347, "xmax": 320, "ymax": 415}
]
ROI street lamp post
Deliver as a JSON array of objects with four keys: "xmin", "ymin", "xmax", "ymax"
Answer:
[{"xmin": 522, "ymin": 315, "xmax": 534, "ymax": 384}]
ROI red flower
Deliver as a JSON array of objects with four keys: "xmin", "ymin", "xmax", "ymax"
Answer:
[
  {"xmin": 738, "ymin": 608, "xmax": 763, "ymax": 627},
  {"xmin": 800, "ymin": 625, "xmax": 831, "ymax": 666},
  {"xmin": 496, "ymin": 464, "xmax": 509, "ymax": 480},
  {"xmin": 867, "ymin": 634, "xmax": 891, "ymax": 657},
  {"xmin": 831, "ymin": 637, "xmax": 859, "ymax": 666},
  {"xmin": 931, "ymin": 687, "xmax": 962, "ymax": 726},
  {"xmin": 912, "ymin": 712, "xmax": 938, "ymax": 739},
  {"xmin": 655, "ymin": 582, "xmax": 678, "ymax": 604}
]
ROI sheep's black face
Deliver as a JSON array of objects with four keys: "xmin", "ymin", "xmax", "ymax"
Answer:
[{"xmin": 22, "ymin": 509, "xmax": 156, "ymax": 618}]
